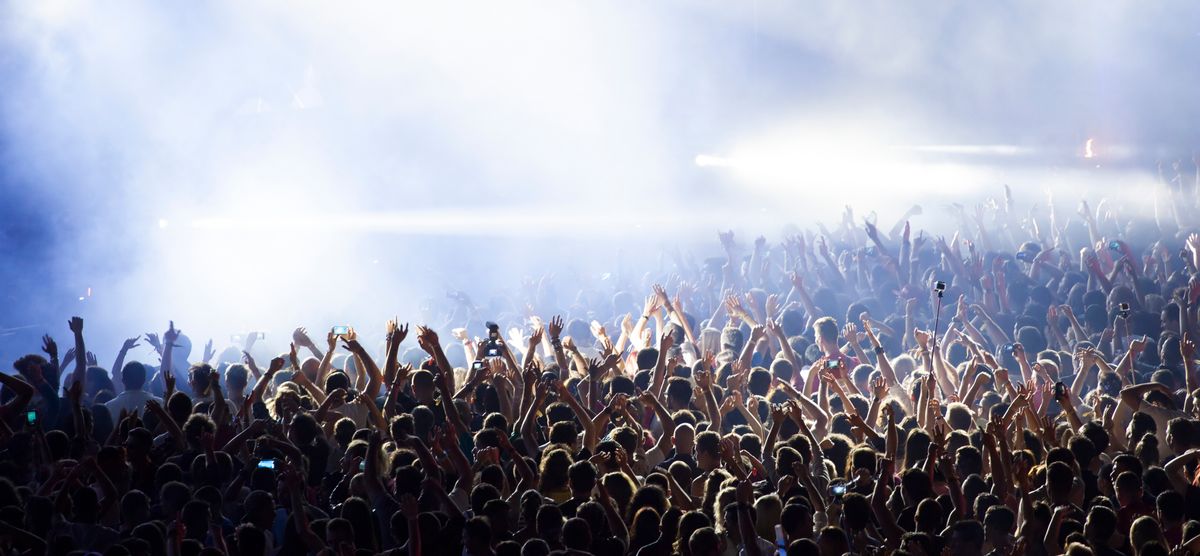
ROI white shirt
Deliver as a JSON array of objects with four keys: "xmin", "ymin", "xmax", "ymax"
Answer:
[{"xmin": 104, "ymin": 389, "xmax": 161, "ymax": 421}]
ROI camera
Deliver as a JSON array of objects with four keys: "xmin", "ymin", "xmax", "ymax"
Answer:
[
  {"xmin": 1108, "ymin": 241, "xmax": 1122, "ymax": 252},
  {"xmin": 825, "ymin": 359, "xmax": 840, "ymax": 370},
  {"xmin": 1118, "ymin": 303, "xmax": 1130, "ymax": 319},
  {"xmin": 485, "ymin": 322, "xmax": 503, "ymax": 357},
  {"xmin": 933, "ymin": 280, "xmax": 946, "ymax": 292}
]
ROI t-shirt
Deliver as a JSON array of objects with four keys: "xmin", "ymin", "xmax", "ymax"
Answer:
[{"xmin": 104, "ymin": 389, "xmax": 161, "ymax": 421}]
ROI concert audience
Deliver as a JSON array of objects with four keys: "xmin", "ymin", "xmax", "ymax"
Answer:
[{"xmin": 4, "ymin": 185, "xmax": 1200, "ymax": 556}]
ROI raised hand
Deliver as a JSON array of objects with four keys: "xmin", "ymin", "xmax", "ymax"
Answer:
[
  {"xmin": 163, "ymin": 321, "xmax": 181, "ymax": 346},
  {"xmin": 871, "ymin": 377, "xmax": 887, "ymax": 400},
  {"xmin": 163, "ymin": 367, "xmax": 176, "ymax": 393},
  {"xmin": 386, "ymin": 321, "xmax": 409, "ymax": 345},
  {"xmin": 718, "ymin": 230, "xmax": 737, "ymax": 253},
  {"xmin": 589, "ymin": 320, "xmax": 607, "ymax": 341},
  {"xmin": 548, "ymin": 316, "xmax": 564, "ymax": 340},
  {"xmin": 652, "ymin": 283, "xmax": 672, "ymax": 310},
  {"xmin": 144, "ymin": 332, "xmax": 162, "ymax": 354},
  {"xmin": 749, "ymin": 324, "xmax": 767, "ymax": 343},
  {"xmin": 121, "ymin": 335, "xmax": 140, "ymax": 352},
  {"xmin": 416, "ymin": 326, "xmax": 440, "ymax": 355},
  {"xmin": 529, "ymin": 326, "xmax": 545, "ymax": 348},
  {"xmin": 292, "ymin": 327, "xmax": 316, "ymax": 349},
  {"xmin": 1182, "ymin": 333, "xmax": 1196, "ymax": 359},
  {"xmin": 42, "ymin": 335, "xmax": 58, "ymax": 360},
  {"xmin": 68, "ymin": 316, "xmax": 84, "ymax": 334},
  {"xmin": 202, "ymin": 339, "xmax": 215, "ymax": 363},
  {"xmin": 289, "ymin": 343, "xmax": 301, "ymax": 370},
  {"xmin": 659, "ymin": 330, "xmax": 675, "ymax": 352},
  {"xmin": 85, "ymin": 352, "xmax": 98, "ymax": 366}
]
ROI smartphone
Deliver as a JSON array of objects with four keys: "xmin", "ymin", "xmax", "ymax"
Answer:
[
  {"xmin": 1054, "ymin": 381, "xmax": 1066, "ymax": 399},
  {"xmin": 825, "ymin": 359, "xmax": 839, "ymax": 370},
  {"xmin": 1002, "ymin": 343, "xmax": 1015, "ymax": 355},
  {"xmin": 830, "ymin": 482, "xmax": 847, "ymax": 500},
  {"xmin": 332, "ymin": 326, "xmax": 350, "ymax": 336},
  {"xmin": 257, "ymin": 459, "xmax": 275, "ymax": 470},
  {"xmin": 359, "ymin": 460, "xmax": 366, "ymax": 471},
  {"xmin": 472, "ymin": 361, "xmax": 485, "ymax": 372},
  {"xmin": 345, "ymin": 390, "xmax": 358, "ymax": 403},
  {"xmin": 1108, "ymin": 241, "xmax": 1122, "ymax": 252},
  {"xmin": 774, "ymin": 524, "xmax": 787, "ymax": 556},
  {"xmin": 1118, "ymin": 302, "xmax": 1130, "ymax": 319},
  {"xmin": 26, "ymin": 410, "xmax": 37, "ymax": 425}
]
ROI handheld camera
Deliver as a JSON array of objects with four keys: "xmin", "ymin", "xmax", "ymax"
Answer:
[
  {"xmin": 1118, "ymin": 303, "xmax": 1130, "ymax": 319},
  {"xmin": 485, "ymin": 322, "xmax": 502, "ymax": 357},
  {"xmin": 830, "ymin": 481, "xmax": 847, "ymax": 500}
]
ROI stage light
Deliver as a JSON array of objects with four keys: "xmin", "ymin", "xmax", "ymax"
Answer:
[{"xmin": 1084, "ymin": 138, "xmax": 1095, "ymax": 159}]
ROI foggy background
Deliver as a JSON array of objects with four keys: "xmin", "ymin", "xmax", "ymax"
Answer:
[{"xmin": 2, "ymin": 0, "xmax": 1199, "ymax": 367}]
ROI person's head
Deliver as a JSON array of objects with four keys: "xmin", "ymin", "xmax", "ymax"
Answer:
[
  {"xmin": 674, "ymin": 423, "xmax": 696, "ymax": 454},
  {"xmin": 463, "ymin": 516, "xmax": 493, "ymax": 555},
  {"xmin": 1128, "ymin": 412, "xmax": 1158, "ymax": 447},
  {"xmin": 676, "ymin": 511, "xmax": 713, "ymax": 556},
  {"xmin": 188, "ymin": 363, "xmax": 215, "ymax": 397},
  {"xmin": 947, "ymin": 520, "xmax": 985, "ymax": 556},
  {"xmin": 235, "ymin": 523, "xmax": 267, "ymax": 556},
  {"xmin": 119, "ymin": 490, "xmax": 151, "ymax": 530},
  {"xmin": 695, "ymin": 431, "xmax": 721, "ymax": 471},
  {"xmin": 666, "ymin": 377, "xmax": 693, "ymax": 410},
  {"xmin": 411, "ymin": 370, "xmax": 435, "ymax": 401},
  {"xmin": 243, "ymin": 490, "xmax": 275, "ymax": 529},
  {"xmin": 324, "ymin": 517, "xmax": 356, "ymax": 551},
  {"xmin": 1085, "ymin": 505, "xmax": 1117, "ymax": 543},
  {"xmin": 1166, "ymin": 417, "xmax": 1195, "ymax": 455},
  {"xmin": 120, "ymin": 361, "xmax": 147, "ymax": 391},
  {"xmin": 568, "ymin": 460, "xmax": 597, "ymax": 497},
  {"xmin": 688, "ymin": 527, "xmax": 723, "ymax": 556},
  {"xmin": 1046, "ymin": 461, "xmax": 1076, "ymax": 504},
  {"xmin": 181, "ymin": 500, "xmax": 211, "ymax": 539},
  {"xmin": 225, "ymin": 363, "xmax": 249, "ymax": 394},
  {"xmin": 983, "ymin": 505, "xmax": 1014, "ymax": 541},
  {"xmin": 538, "ymin": 449, "xmax": 572, "ymax": 493},
  {"xmin": 817, "ymin": 526, "xmax": 850, "ymax": 556},
  {"xmin": 945, "ymin": 403, "xmax": 972, "ymax": 431},
  {"xmin": 562, "ymin": 517, "xmax": 592, "ymax": 551},
  {"xmin": 1115, "ymin": 471, "xmax": 1144, "ymax": 507},
  {"xmin": 813, "ymin": 318, "xmax": 839, "ymax": 351},
  {"xmin": 1130, "ymin": 515, "xmax": 1165, "ymax": 556},
  {"xmin": 1156, "ymin": 490, "xmax": 1185, "ymax": 526},
  {"xmin": 535, "ymin": 504, "xmax": 564, "ymax": 544}
]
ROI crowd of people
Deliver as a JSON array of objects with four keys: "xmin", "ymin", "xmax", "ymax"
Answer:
[{"xmin": 4, "ymin": 183, "xmax": 1200, "ymax": 556}]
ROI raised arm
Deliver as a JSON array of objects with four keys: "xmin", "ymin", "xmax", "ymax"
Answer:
[{"xmin": 67, "ymin": 317, "xmax": 87, "ymax": 390}]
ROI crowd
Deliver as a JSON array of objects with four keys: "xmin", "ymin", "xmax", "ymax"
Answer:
[{"xmin": 4, "ymin": 183, "xmax": 1200, "ymax": 556}]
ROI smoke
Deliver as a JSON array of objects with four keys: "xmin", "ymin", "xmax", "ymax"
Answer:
[{"xmin": 1, "ymin": 0, "xmax": 1197, "ymax": 365}]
